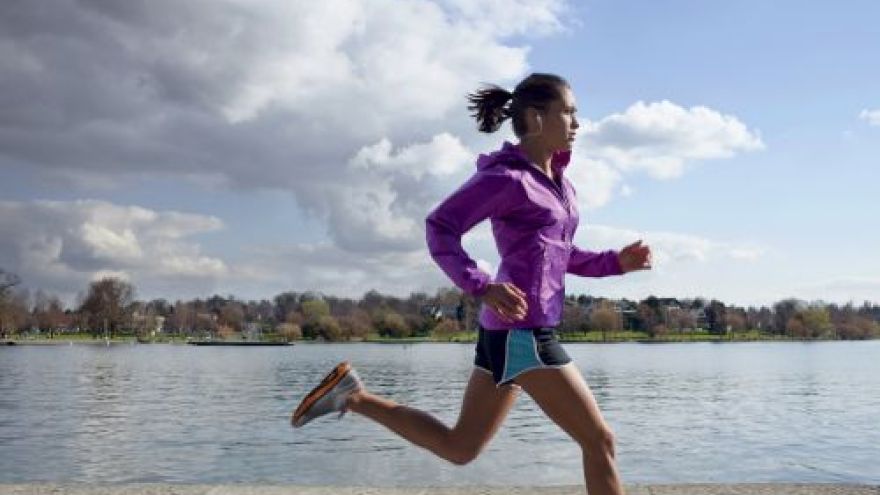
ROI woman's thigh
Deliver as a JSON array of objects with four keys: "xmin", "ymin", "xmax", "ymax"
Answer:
[
  {"xmin": 453, "ymin": 368, "xmax": 520, "ymax": 444},
  {"xmin": 513, "ymin": 362, "xmax": 611, "ymax": 447}
]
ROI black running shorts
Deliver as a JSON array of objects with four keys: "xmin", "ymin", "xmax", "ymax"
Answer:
[{"xmin": 473, "ymin": 326, "xmax": 572, "ymax": 386}]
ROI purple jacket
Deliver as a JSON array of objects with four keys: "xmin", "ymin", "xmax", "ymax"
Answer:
[{"xmin": 426, "ymin": 141, "xmax": 623, "ymax": 330}]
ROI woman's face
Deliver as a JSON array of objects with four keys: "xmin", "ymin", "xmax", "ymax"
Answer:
[{"xmin": 529, "ymin": 85, "xmax": 579, "ymax": 152}]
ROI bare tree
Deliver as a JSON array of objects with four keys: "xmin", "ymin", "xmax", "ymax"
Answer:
[
  {"xmin": 169, "ymin": 301, "xmax": 195, "ymax": 334},
  {"xmin": 636, "ymin": 303, "xmax": 660, "ymax": 336},
  {"xmin": 724, "ymin": 311, "xmax": 747, "ymax": 339},
  {"xmin": 338, "ymin": 309, "xmax": 371, "ymax": 341},
  {"xmin": 591, "ymin": 300, "xmax": 620, "ymax": 341},
  {"xmin": 668, "ymin": 307, "xmax": 696, "ymax": 338},
  {"xmin": 0, "ymin": 289, "xmax": 31, "ymax": 338},
  {"xmin": 78, "ymin": 277, "xmax": 135, "ymax": 338},
  {"xmin": 774, "ymin": 299, "xmax": 804, "ymax": 336},
  {"xmin": 560, "ymin": 300, "xmax": 588, "ymax": 336},
  {"xmin": 431, "ymin": 318, "xmax": 461, "ymax": 341},
  {"xmin": 0, "ymin": 269, "xmax": 21, "ymax": 295},
  {"xmin": 276, "ymin": 322, "xmax": 302, "ymax": 341},
  {"xmin": 218, "ymin": 302, "xmax": 245, "ymax": 333},
  {"xmin": 33, "ymin": 291, "xmax": 67, "ymax": 338}
]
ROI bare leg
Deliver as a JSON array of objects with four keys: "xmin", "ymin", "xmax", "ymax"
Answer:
[
  {"xmin": 346, "ymin": 368, "xmax": 519, "ymax": 465},
  {"xmin": 515, "ymin": 363, "xmax": 624, "ymax": 495}
]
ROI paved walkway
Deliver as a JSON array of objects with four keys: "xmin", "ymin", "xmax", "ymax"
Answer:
[{"xmin": 1, "ymin": 485, "xmax": 877, "ymax": 495}]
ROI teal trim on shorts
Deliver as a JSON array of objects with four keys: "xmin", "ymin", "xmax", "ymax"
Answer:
[{"xmin": 500, "ymin": 329, "xmax": 542, "ymax": 384}]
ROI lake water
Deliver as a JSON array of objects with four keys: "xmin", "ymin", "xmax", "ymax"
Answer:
[{"xmin": 1, "ymin": 341, "xmax": 878, "ymax": 485}]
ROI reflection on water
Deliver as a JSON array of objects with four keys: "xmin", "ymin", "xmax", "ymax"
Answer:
[{"xmin": 1, "ymin": 341, "xmax": 878, "ymax": 485}]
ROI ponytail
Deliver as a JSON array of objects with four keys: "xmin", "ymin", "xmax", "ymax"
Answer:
[{"xmin": 467, "ymin": 85, "xmax": 513, "ymax": 133}]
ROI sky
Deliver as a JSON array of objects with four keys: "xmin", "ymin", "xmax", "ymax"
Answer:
[{"xmin": 1, "ymin": 0, "xmax": 878, "ymax": 308}]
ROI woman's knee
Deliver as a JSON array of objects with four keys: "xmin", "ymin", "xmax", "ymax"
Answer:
[
  {"xmin": 446, "ymin": 446, "xmax": 481, "ymax": 466},
  {"xmin": 578, "ymin": 425, "xmax": 616, "ymax": 458},
  {"xmin": 444, "ymin": 434, "xmax": 485, "ymax": 465}
]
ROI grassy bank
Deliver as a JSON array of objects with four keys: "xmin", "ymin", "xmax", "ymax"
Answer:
[
  {"xmin": 4, "ymin": 330, "xmax": 867, "ymax": 345},
  {"xmin": 365, "ymin": 329, "xmax": 808, "ymax": 344}
]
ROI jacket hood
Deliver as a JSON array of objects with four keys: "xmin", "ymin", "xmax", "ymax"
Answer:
[{"xmin": 476, "ymin": 141, "xmax": 572, "ymax": 173}]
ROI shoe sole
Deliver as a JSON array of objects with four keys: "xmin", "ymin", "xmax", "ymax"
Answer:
[{"xmin": 291, "ymin": 361, "xmax": 351, "ymax": 427}]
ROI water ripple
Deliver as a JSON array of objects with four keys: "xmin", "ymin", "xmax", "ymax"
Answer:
[{"xmin": 1, "ymin": 341, "xmax": 878, "ymax": 484}]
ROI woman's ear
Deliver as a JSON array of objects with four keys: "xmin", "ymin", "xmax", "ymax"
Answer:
[{"xmin": 524, "ymin": 107, "xmax": 543, "ymax": 137}]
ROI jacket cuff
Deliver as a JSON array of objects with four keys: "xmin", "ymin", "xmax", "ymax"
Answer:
[
  {"xmin": 467, "ymin": 269, "xmax": 492, "ymax": 297},
  {"xmin": 610, "ymin": 250, "xmax": 624, "ymax": 275}
]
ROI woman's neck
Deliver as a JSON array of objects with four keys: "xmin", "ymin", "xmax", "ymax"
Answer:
[{"xmin": 517, "ymin": 139, "xmax": 554, "ymax": 178}]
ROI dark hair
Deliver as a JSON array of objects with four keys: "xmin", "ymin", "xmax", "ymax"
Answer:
[{"xmin": 467, "ymin": 73, "xmax": 569, "ymax": 136}]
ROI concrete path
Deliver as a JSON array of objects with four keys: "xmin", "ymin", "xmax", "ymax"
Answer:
[{"xmin": 1, "ymin": 485, "xmax": 877, "ymax": 495}]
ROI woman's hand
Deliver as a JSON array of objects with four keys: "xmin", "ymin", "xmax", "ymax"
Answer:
[
  {"xmin": 618, "ymin": 240, "xmax": 652, "ymax": 273},
  {"xmin": 482, "ymin": 282, "xmax": 528, "ymax": 323}
]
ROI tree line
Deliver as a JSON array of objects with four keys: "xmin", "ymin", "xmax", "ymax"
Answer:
[{"xmin": 0, "ymin": 268, "xmax": 878, "ymax": 341}]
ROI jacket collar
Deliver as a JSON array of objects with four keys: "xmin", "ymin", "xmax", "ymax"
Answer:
[{"xmin": 477, "ymin": 141, "xmax": 571, "ymax": 175}]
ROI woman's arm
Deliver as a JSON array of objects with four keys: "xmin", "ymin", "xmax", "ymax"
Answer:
[
  {"xmin": 425, "ymin": 170, "xmax": 516, "ymax": 296},
  {"xmin": 566, "ymin": 245, "xmax": 624, "ymax": 277},
  {"xmin": 568, "ymin": 240, "xmax": 652, "ymax": 276}
]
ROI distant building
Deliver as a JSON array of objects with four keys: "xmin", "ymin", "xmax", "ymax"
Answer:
[
  {"xmin": 421, "ymin": 303, "xmax": 462, "ymax": 321},
  {"xmin": 244, "ymin": 322, "xmax": 262, "ymax": 340}
]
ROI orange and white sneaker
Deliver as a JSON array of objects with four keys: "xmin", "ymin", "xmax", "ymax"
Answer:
[{"xmin": 291, "ymin": 361, "xmax": 363, "ymax": 428}]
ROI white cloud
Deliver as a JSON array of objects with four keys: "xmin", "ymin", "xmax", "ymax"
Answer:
[
  {"xmin": 565, "ymin": 154, "xmax": 623, "ymax": 209},
  {"xmin": 80, "ymin": 223, "xmax": 143, "ymax": 263},
  {"xmin": 0, "ymin": 0, "xmax": 564, "ymax": 255},
  {"xmin": 234, "ymin": 242, "xmax": 446, "ymax": 299},
  {"xmin": 439, "ymin": 0, "xmax": 569, "ymax": 37},
  {"xmin": 350, "ymin": 133, "xmax": 473, "ymax": 179},
  {"xmin": 0, "ymin": 200, "xmax": 227, "ymax": 303},
  {"xmin": 0, "ymin": 2, "xmax": 780, "ymax": 305},
  {"xmin": 859, "ymin": 108, "xmax": 880, "ymax": 126},
  {"xmin": 583, "ymin": 100, "xmax": 764, "ymax": 179},
  {"xmin": 561, "ymin": 100, "xmax": 764, "ymax": 211},
  {"xmin": 91, "ymin": 270, "xmax": 131, "ymax": 283},
  {"xmin": 565, "ymin": 224, "xmax": 778, "ymax": 306},
  {"xmin": 578, "ymin": 224, "xmax": 765, "ymax": 268},
  {"xmin": 729, "ymin": 247, "xmax": 765, "ymax": 261}
]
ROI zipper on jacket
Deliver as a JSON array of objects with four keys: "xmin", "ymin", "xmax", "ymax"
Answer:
[{"xmin": 526, "ymin": 165, "xmax": 572, "ymax": 242}]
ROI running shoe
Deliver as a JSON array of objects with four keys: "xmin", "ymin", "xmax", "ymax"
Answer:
[{"xmin": 291, "ymin": 361, "xmax": 363, "ymax": 428}]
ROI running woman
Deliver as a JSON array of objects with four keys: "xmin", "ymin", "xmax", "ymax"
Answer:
[{"xmin": 292, "ymin": 73, "xmax": 652, "ymax": 495}]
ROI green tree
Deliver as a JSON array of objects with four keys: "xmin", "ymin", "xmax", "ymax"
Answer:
[
  {"xmin": 300, "ymin": 300, "xmax": 334, "ymax": 340},
  {"xmin": 801, "ymin": 305, "xmax": 833, "ymax": 339},
  {"xmin": 375, "ymin": 310, "xmax": 410, "ymax": 338},
  {"xmin": 301, "ymin": 299, "xmax": 331, "ymax": 322},
  {"xmin": 314, "ymin": 315, "xmax": 342, "ymax": 341},
  {"xmin": 704, "ymin": 300, "xmax": 727, "ymax": 334}
]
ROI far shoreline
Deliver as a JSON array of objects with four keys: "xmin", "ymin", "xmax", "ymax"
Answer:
[
  {"xmin": 3, "ymin": 333, "xmax": 877, "ymax": 346},
  {"xmin": 1, "ymin": 484, "xmax": 879, "ymax": 495}
]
